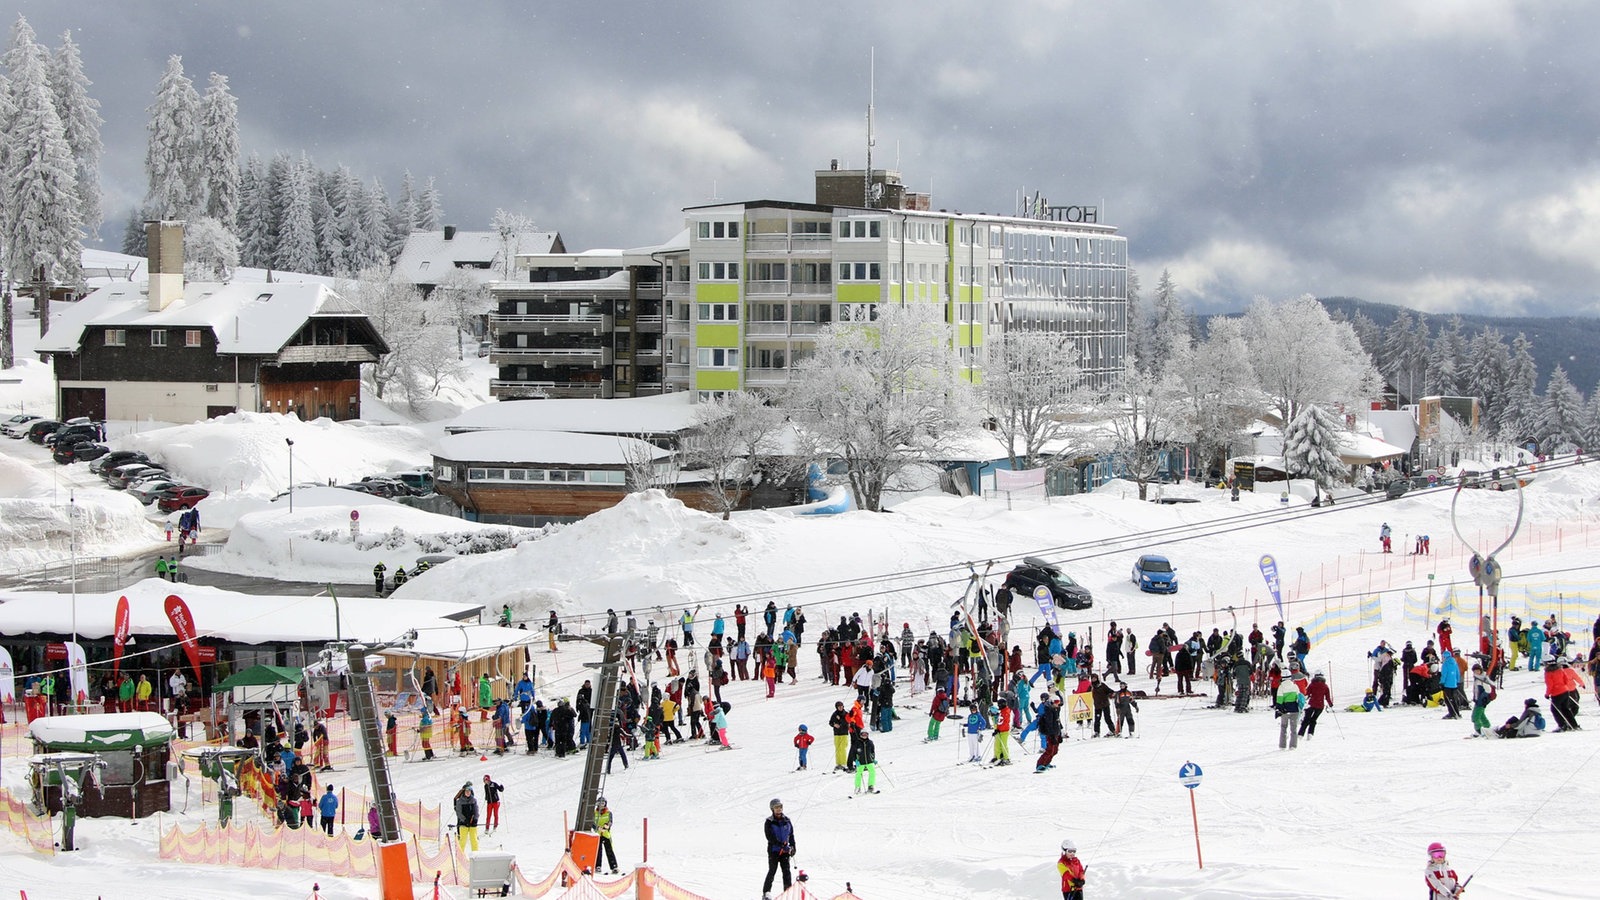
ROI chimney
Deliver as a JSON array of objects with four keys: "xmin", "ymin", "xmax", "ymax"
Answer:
[
  {"xmin": 443, "ymin": 225, "xmax": 457, "ymax": 241},
  {"xmin": 146, "ymin": 220, "xmax": 185, "ymax": 312}
]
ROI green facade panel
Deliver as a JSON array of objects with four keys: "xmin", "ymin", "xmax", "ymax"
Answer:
[
  {"xmin": 695, "ymin": 369, "xmax": 741, "ymax": 391},
  {"xmin": 695, "ymin": 283, "xmax": 740, "ymax": 303},
  {"xmin": 837, "ymin": 284, "xmax": 881, "ymax": 304},
  {"xmin": 696, "ymin": 324, "xmax": 740, "ymax": 347}
]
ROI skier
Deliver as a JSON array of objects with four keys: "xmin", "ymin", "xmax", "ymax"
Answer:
[
  {"xmin": 964, "ymin": 704, "xmax": 987, "ymax": 763},
  {"xmin": 418, "ymin": 705, "xmax": 436, "ymax": 760},
  {"xmin": 372, "ymin": 561, "xmax": 386, "ymax": 595},
  {"xmin": 1298, "ymin": 672, "xmax": 1333, "ymax": 738},
  {"xmin": 453, "ymin": 782, "xmax": 480, "ymax": 852},
  {"xmin": 482, "ymin": 774, "xmax": 504, "ymax": 833},
  {"xmin": 761, "ymin": 798, "xmax": 796, "ymax": 900},
  {"xmin": 1232, "ymin": 654, "xmax": 1254, "ymax": 713},
  {"xmin": 1034, "ymin": 694, "xmax": 1064, "ymax": 772},
  {"xmin": 1469, "ymin": 663, "xmax": 1494, "ymax": 737},
  {"xmin": 713, "ymin": 700, "xmax": 732, "ymax": 749},
  {"xmin": 793, "ymin": 724, "xmax": 813, "ymax": 770},
  {"xmin": 992, "ymin": 697, "xmax": 1014, "ymax": 765},
  {"xmin": 1275, "ymin": 671, "xmax": 1303, "ymax": 749},
  {"xmin": 853, "ymin": 732, "xmax": 879, "ymax": 794},
  {"xmin": 829, "ymin": 701, "xmax": 851, "ymax": 769},
  {"xmin": 1526, "ymin": 622, "xmax": 1544, "ymax": 670},
  {"xmin": 1114, "ymin": 686, "xmax": 1139, "ymax": 737},
  {"xmin": 595, "ymin": 797, "xmax": 619, "ymax": 875},
  {"xmin": 1424, "ymin": 842, "xmax": 1465, "ymax": 898},
  {"xmin": 1057, "ymin": 839, "xmax": 1087, "ymax": 900},
  {"xmin": 927, "ymin": 687, "xmax": 950, "ymax": 741},
  {"xmin": 1379, "ymin": 522, "xmax": 1392, "ymax": 553}
]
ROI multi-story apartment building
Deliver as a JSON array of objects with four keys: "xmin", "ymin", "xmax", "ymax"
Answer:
[{"xmin": 489, "ymin": 164, "xmax": 1128, "ymax": 402}]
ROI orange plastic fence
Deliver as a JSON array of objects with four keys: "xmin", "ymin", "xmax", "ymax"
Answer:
[{"xmin": 0, "ymin": 787, "xmax": 55, "ymax": 855}]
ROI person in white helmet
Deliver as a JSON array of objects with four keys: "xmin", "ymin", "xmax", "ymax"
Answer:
[{"xmin": 1057, "ymin": 838, "xmax": 1086, "ymax": 899}]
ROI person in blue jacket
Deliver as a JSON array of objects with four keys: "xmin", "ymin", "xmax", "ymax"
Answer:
[
  {"xmin": 318, "ymin": 784, "xmax": 339, "ymax": 835},
  {"xmin": 1527, "ymin": 623, "xmax": 1545, "ymax": 670},
  {"xmin": 1439, "ymin": 651, "xmax": 1462, "ymax": 719},
  {"xmin": 964, "ymin": 706, "xmax": 988, "ymax": 763}
]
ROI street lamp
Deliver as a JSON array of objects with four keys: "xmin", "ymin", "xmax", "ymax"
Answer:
[{"xmin": 286, "ymin": 438, "xmax": 295, "ymax": 513}]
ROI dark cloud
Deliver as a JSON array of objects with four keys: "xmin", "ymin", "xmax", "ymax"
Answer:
[{"xmin": 15, "ymin": 1, "xmax": 1600, "ymax": 315}]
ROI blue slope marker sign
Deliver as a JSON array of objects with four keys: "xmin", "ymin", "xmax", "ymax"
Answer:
[{"xmin": 1178, "ymin": 761, "xmax": 1203, "ymax": 789}]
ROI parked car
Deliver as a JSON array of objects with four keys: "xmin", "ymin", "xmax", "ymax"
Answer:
[
  {"xmin": 1383, "ymin": 479, "xmax": 1410, "ymax": 501},
  {"xmin": 1002, "ymin": 556, "xmax": 1094, "ymax": 610},
  {"xmin": 91, "ymin": 450, "xmax": 153, "ymax": 476},
  {"xmin": 157, "ymin": 487, "xmax": 210, "ymax": 511},
  {"xmin": 112, "ymin": 464, "xmax": 168, "ymax": 489},
  {"xmin": 44, "ymin": 422, "xmax": 102, "ymax": 447},
  {"xmin": 24, "ymin": 419, "xmax": 64, "ymax": 443},
  {"xmin": 390, "ymin": 471, "xmax": 435, "ymax": 495},
  {"xmin": 1, "ymin": 413, "xmax": 42, "ymax": 438},
  {"xmin": 1132, "ymin": 554, "xmax": 1178, "ymax": 593},
  {"xmin": 357, "ymin": 477, "xmax": 408, "ymax": 498},
  {"xmin": 128, "ymin": 480, "xmax": 182, "ymax": 505},
  {"xmin": 52, "ymin": 438, "xmax": 109, "ymax": 465}
]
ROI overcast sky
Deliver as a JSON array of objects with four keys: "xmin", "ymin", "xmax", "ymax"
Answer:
[{"xmin": 15, "ymin": 1, "xmax": 1600, "ymax": 317}]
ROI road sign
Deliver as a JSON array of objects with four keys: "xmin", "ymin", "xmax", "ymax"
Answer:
[{"xmin": 1178, "ymin": 761, "xmax": 1203, "ymax": 789}]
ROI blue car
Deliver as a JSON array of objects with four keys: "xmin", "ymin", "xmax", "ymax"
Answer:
[{"xmin": 1132, "ymin": 554, "xmax": 1178, "ymax": 593}]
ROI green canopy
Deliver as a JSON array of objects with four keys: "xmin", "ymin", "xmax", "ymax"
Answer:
[
  {"xmin": 212, "ymin": 664, "xmax": 303, "ymax": 693},
  {"xmin": 29, "ymin": 712, "xmax": 175, "ymax": 751}
]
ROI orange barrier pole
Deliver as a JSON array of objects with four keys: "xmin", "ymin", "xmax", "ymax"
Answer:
[{"xmin": 377, "ymin": 840, "xmax": 414, "ymax": 900}]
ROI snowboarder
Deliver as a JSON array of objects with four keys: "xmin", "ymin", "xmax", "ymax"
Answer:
[
  {"xmin": 1424, "ymin": 842, "xmax": 1464, "ymax": 898},
  {"xmin": 762, "ymin": 798, "xmax": 796, "ymax": 900},
  {"xmin": 1057, "ymin": 839, "xmax": 1087, "ymax": 900}
]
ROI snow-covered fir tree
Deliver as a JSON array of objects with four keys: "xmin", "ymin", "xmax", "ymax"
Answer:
[
  {"xmin": 3, "ymin": 16, "xmax": 82, "ymax": 289},
  {"xmin": 47, "ymin": 29, "xmax": 102, "ymax": 233},
  {"xmin": 145, "ymin": 55, "xmax": 201, "ymax": 218},
  {"xmin": 236, "ymin": 153, "xmax": 272, "ymax": 267},
  {"xmin": 119, "ymin": 207, "xmax": 146, "ymax": 256},
  {"xmin": 198, "ymin": 71, "xmax": 240, "ymax": 226},
  {"xmin": 352, "ymin": 177, "xmax": 392, "ymax": 271},
  {"xmin": 414, "ymin": 177, "xmax": 442, "ymax": 232},
  {"xmin": 1536, "ymin": 365, "xmax": 1585, "ymax": 455},
  {"xmin": 273, "ymin": 153, "xmax": 319, "ymax": 273},
  {"xmin": 1134, "ymin": 268, "xmax": 1192, "ymax": 379},
  {"xmin": 312, "ymin": 178, "xmax": 342, "ymax": 275},
  {"xmin": 183, "ymin": 215, "xmax": 239, "ymax": 282},
  {"xmin": 390, "ymin": 170, "xmax": 417, "ymax": 258},
  {"xmin": 1430, "ymin": 315, "xmax": 1469, "ymax": 397},
  {"xmin": 1499, "ymin": 333, "xmax": 1540, "ymax": 440},
  {"xmin": 1282, "ymin": 404, "xmax": 1348, "ymax": 501}
]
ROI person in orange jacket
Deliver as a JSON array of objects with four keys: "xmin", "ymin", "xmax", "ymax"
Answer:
[
  {"xmin": 1544, "ymin": 658, "xmax": 1586, "ymax": 731},
  {"xmin": 1057, "ymin": 838, "xmax": 1086, "ymax": 899}
]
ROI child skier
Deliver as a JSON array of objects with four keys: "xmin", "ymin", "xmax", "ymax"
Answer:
[
  {"xmin": 1114, "ymin": 687, "xmax": 1139, "ymax": 737},
  {"xmin": 927, "ymin": 687, "xmax": 950, "ymax": 741},
  {"xmin": 793, "ymin": 724, "xmax": 814, "ymax": 770},
  {"xmin": 965, "ymin": 705, "xmax": 987, "ymax": 763},
  {"xmin": 853, "ymin": 732, "xmax": 879, "ymax": 794},
  {"xmin": 1424, "ymin": 842, "xmax": 1464, "ymax": 898},
  {"xmin": 1469, "ymin": 663, "xmax": 1495, "ymax": 737},
  {"xmin": 1057, "ymin": 839, "xmax": 1087, "ymax": 900},
  {"xmin": 713, "ymin": 700, "xmax": 732, "ymax": 749}
]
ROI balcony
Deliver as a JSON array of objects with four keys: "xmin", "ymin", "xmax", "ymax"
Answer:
[
  {"xmin": 276, "ymin": 344, "xmax": 380, "ymax": 364},
  {"xmin": 665, "ymin": 317, "xmax": 691, "ymax": 336},
  {"xmin": 745, "ymin": 321, "xmax": 790, "ymax": 338},
  {"xmin": 665, "ymin": 282, "xmax": 690, "ymax": 297},
  {"xmin": 745, "ymin": 234, "xmax": 833, "ymax": 255},
  {"xmin": 489, "ymin": 379, "xmax": 610, "ymax": 400},
  {"xmin": 665, "ymin": 363, "xmax": 691, "ymax": 379},
  {"xmin": 745, "ymin": 280, "xmax": 788, "ymax": 296},
  {"xmin": 490, "ymin": 314, "xmax": 608, "ymax": 335},
  {"xmin": 491, "ymin": 347, "xmax": 611, "ymax": 366},
  {"xmin": 744, "ymin": 367, "xmax": 795, "ymax": 387},
  {"xmin": 635, "ymin": 345, "xmax": 663, "ymax": 360}
]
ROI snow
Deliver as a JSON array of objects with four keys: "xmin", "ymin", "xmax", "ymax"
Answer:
[
  {"xmin": 27, "ymin": 711, "xmax": 174, "ymax": 746},
  {"xmin": 5, "ymin": 299, "xmax": 1600, "ymax": 897},
  {"xmin": 436, "ymin": 430, "xmax": 667, "ymax": 466},
  {"xmin": 444, "ymin": 392, "xmax": 699, "ymax": 437}
]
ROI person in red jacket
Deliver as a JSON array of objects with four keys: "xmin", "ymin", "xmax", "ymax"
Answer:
[
  {"xmin": 992, "ymin": 697, "xmax": 1014, "ymax": 766},
  {"xmin": 1298, "ymin": 672, "xmax": 1333, "ymax": 738},
  {"xmin": 1057, "ymin": 838, "xmax": 1086, "ymax": 899},
  {"xmin": 927, "ymin": 687, "xmax": 950, "ymax": 741}
]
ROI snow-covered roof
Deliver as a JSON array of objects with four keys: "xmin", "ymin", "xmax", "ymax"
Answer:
[
  {"xmin": 435, "ymin": 430, "xmax": 668, "ymax": 466},
  {"xmin": 29, "ymin": 711, "xmax": 175, "ymax": 749},
  {"xmin": 34, "ymin": 280, "xmax": 365, "ymax": 356},
  {"xmin": 0, "ymin": 580, "xmax": 486, "ymax": 646},
  {"xmin": 1337, "ymin": 431, "xmax": 1410, "ymax": 463},
  {"xmin": 626, "ymin": 227, "xmax": 690, "ymax": 256},
  {"xmin": 395, "ymin": 229, "xmax": 561, "ymax": 286},
  {"xmin": 492, "ymin": 270, "xmax": 634, "ymax": 292},
  {"xmin": 445, "ymin": 392, "xmax": 701, "ymax": 436}
]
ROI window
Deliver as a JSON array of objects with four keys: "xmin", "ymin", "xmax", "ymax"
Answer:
[
  {"xmin": 698, "ymin": 220, "xmax": 740, "ymax": 239},
  {"xmin": 792, "ymin": 221, "xmax": 831, "ymax": 235},
  {"xmin": 837, "ymin": 262, "xmax": 881, "ymax": 281},
  {"xmin": 185, "ymin": 330, "xmax": 203, "ymax": 347},
  {"xmin": 755, "ymin": 262, "xmax": 787, "ymax": 281},
  {"xmin": 838, "ymin": 218, "xmax": 883, "ymax": 240},
  {"xmin": 840, "ymin": 303, "xmax": 879, "ymax": 322},
  {"xmin": 150, "ymin": 329, "xmax": 167, "ymax": 347},
  {"xmin": 696, "ymin": 261, "xmax": 739, "ymax": 281},
  {"xmin": 468, "ymin": 468, "xmax": 487, "ymax": 481},
  {"xmin": 104, "ymin": 329, "xmax": 126, "ymax": 346},
  {"xmin": 697, "ymin": 347, "xmax": 740, "ymax": 369},
  {"xmin": 697, "ymin": 303, "xmax": 739, "ymax": 322},
  {"xmin": 435, "ymin": 465, "xmax": 454, "ymax": 482},
  {"xmin": 697, "ymin": 390, "xmax": 733, "ymax": 402}
]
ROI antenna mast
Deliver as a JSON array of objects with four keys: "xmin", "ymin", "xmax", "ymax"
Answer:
[{"xmin": 865, "ymin": 48, "xmax": 876, "ymax": 208}]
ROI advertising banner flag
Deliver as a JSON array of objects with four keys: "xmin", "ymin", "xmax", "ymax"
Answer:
[
  {"xmin": 65, "ymin": 641, "xmax": 90, "ymax": 705},
  {"xmin": 1032, "ymin": 585, "xmax": 1061, "ymax": 635},
  {"xmin": 112, "ymin": 595, "xmax": 132, "ymax": 678},
  {"xmin": 163, "ymin": 594, "xmax": 205, "ymax": 683},
  {"xmin": 1259, "ymin": 554, "xmax": 1284, "ymax": 620},
  {"xmin": 0, "ymin": 646, "xmax": 15, "ymax": 703}
]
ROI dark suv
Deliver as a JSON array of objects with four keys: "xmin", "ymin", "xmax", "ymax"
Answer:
[{"xmin": 1002, "ymin": 556, "xmax": 1094, "ymax": 610}]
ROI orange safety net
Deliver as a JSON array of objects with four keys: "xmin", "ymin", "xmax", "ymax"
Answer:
[
  {"xmin": 159, "ymin": 821, "xmax": 382, "ymax": 879},
  {"xmin": 0, "ymin": 787, "xmax": 55, "ymax": 855}
]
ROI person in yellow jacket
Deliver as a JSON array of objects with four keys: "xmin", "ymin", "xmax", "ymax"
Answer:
[
  {"xmin": 135, "ymin": 674, "xmax": 154, "ymax": 711},
  {"xmin": 595, "ymin": 796, "xmax": 619, "ymax": 875}
]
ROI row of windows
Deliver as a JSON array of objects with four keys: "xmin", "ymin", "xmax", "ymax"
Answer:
[
  {"xmin": 697, "ymin": 347, "xmax": 739, "ymax": 369},
  {"xmin": 104, "ymin": 328, "xmax": 203, "ymax": 347},
  {"xmin": 750, "ymin": 262, "xmax": 833, "ymax": 283},
  {"xmin": 838, "ymin": 262, "xmax": 882, "ymax": 281},
  {"xmin": 697, "ymin": 220, "xmax": 741, "ymax": 239},
  {"xmin": 463, "ymin": 467, "xmax": 629, "ymax": 485},
  {"xmin": 1006, "ymin": 232, "xmax": 1126, "ymax": 266},
  {"xmin": 698, "ymin": 261, "xmax": 740, "ymax": 281},
  {"xmin": 698, "ymin": 303, "xmax": 739, "ymax": 321},
  {"xmin": 838, "ymin": 219, "xmax": 882, "ymax": 239}
]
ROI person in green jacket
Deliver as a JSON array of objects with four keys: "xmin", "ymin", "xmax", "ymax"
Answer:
[
  {"xmin": 595, "ymin": 796, "xmax": 619, "ymax": 874},
  {"xmin": 117, "ymin": 674, "xmax": 135, "ymax": 712},
  {"xmin": 1276, "ymin": 673, "xmax": 1304, "ymax": 750},
  {"xmin": 478, "ymin": 673, "xmax": 493, "ymax": 720},
  {"xmin": 155, "ymin": 557, "xmax": 169, "ymax": 580}
]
